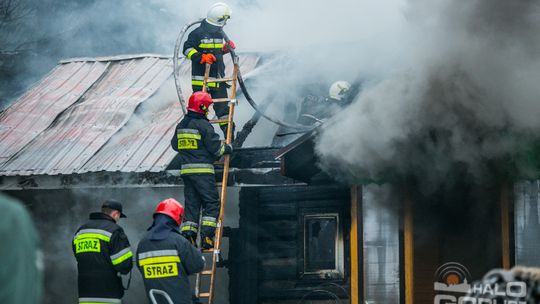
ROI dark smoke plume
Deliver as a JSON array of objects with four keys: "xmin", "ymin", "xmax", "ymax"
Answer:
[{"xmin": 316, "ymin": 0, "xmax": 540, "ymax": 189}]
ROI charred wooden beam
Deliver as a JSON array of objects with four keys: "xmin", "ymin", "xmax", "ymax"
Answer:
[{"xmin": 0, "ymin": 167, "xmax": 300, "ymax": 190}]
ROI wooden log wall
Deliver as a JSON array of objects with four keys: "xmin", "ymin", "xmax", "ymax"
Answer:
[{"xmin": 230, "ymin": 185, "xmax": 350, "ymax": 303}]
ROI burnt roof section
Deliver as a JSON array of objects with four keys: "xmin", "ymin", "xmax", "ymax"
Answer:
[
  {"xmin": 0, "ymin": 53, "xmax": 260, "ymax": 176},
  {"xmin": 276, "ymin": 127, "xmax": 334, "ymax": 184}
]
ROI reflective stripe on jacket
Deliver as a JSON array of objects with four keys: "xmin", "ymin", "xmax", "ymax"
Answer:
[{"xmin": 170, "ymin": 111, "xmax": 225, "ymax": 175}]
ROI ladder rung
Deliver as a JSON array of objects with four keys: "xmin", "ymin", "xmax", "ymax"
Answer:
[
  {"xmin": 212, "ymin": 78, "xmax": 233, "ymax": 83},
  {"xmin": 199, "ymin": 292, "xmax": 210, "ymax": 298},
  {"xmin": 201, "ymin": 270, "xmax": 213, "ymax": 275},
  {"xmin": 212, "ymin": 98, "xmax": 231, "ymax": 103},
  {"xmin": 209, "ymin": 119, "xmax": 229, "ymax": 124},
  {"xmin": 202, "ymin": 248, "xmax": 216, "ymax": 253}
]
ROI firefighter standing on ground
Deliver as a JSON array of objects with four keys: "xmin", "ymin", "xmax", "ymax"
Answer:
[
  {"xmin": 171, "ymin": 91, "xmax": 232, "ymax": 249},
  {"xmin": 136, "ymin": 198, "xmax": 204, "ymax": 304},
  {"xmin": 72, "ymin": 200, "xmax": 133, "ymax": 304},
  {"xmin": 183, "ymin": 2, "xmax": 236, "ymax": 138}
]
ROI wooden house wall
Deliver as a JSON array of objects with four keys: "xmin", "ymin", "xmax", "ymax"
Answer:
[
  {"xmin": 362, "ymin": 185, "xmax": 401, "ymax": 303},
  {"xmin": 230, "ymin": 185, "xmax": 351, "ymax": 304},
  {"xmin": 514, "ymin": 181, "xmax": 540, "ymax": 266},
  {"xmin": 410, "ymin": 181, "xmax": 503, "ymax": 303}
]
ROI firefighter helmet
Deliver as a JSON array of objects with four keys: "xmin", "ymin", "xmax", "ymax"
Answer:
[
  {"xmin": 154, "ymin": 198, "xmax": 185, "ymax": 225},
  {"xmin": 187, "ymin": 91, "xmax": 213, "ymax": 114},
  {"xmin": 206, "ymin": 2, "xmax": 232, "ymax": 27},
  {"xmin": 328, "ymin": 81, "xmax": 352, "ymax": 101}
]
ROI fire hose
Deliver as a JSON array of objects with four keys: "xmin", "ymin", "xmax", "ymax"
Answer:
[{"xmin": 173, "ymin": 19, "xmax": 309, "ymax": 131}]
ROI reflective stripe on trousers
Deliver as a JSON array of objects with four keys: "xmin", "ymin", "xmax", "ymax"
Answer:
[
  {"xmin": 192, "ymin": 80, "xmax": 219, "ymax": 87},
  {"xmin": 201, "ymin": 216, "xmax": 217, "ymax": 228},
  {"xmin": 180, "ymin": 163, "xmax": 215, "ymax": 175},
  {"xmin": 191, "ymin": 75, "xmax": 220, "ymax": 88},
  {"xmin": 79, "ymin": 297, "xmax": 121, "ymax": 303},
  {"xmin": 180, "ymin": 221, "xmax": 199, "ymax": 233}
]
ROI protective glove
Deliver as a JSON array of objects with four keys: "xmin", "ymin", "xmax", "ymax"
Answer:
[
  {"xmin": 222, "ymin": 40, "xmax": 236, "ymax": 54},
  {"xmin": 200, "ymin": 53, "xmax": 216, "ymax": 65},
  {"xmin": 223, "ymin": 143, "xmax": 233, "ymax": 155}
]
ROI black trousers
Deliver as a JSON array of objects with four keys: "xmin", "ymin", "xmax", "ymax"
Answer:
[{"xmin": 182, "ymin": 174, "xmax": 220, "ymax": 237}]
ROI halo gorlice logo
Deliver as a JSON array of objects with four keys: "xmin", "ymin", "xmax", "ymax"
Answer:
[
  {"xmin": 433, "ymin": 262, "xmax": 527, "ymax": 304},
  {"xmin": 434, "ymin": 262, "xmax": 472, "ymax": 295}
]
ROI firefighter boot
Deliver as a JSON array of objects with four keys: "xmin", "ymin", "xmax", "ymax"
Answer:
[
  {"xmin": 202, "ymin": 235, "xmax": 215, "ymax": 250},
  {"xmin": 181, "ymin": 231, "xmax": 197, "ymax": 248}
]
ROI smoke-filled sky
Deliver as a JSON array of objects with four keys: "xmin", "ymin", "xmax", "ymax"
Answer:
[
  {"xmin": 316, "ymin": 0, "xmax": 540, "ymax": 189},
  {"xmin": 4, "ymin": 0, "xmax": 540, "ymax": 186},
  {"xmin": 2, "ymin": 0, "xmax": 410, "ymax": 141}
]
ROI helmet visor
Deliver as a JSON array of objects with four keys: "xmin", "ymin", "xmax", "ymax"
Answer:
[{"xmin": 218, "ymin": 14, "xmax": 230, "ymax": 24}]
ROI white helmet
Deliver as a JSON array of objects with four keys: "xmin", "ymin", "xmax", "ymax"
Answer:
[
  {"xmin": 206, "ymin": 3, "xmax": 232, "ymax": 27},
  {"xmin": 328, "ymin": 80, "xmax": 352, "ymax": 101}
]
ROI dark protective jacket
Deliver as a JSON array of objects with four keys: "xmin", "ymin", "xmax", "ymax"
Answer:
[
  {"xmin": 137, "ymin": 214, "xmax": 205, "ymax": 304},
  {"xmin": 72, "ymin": 212, "xmax": 133, "ymax": 302},
  {"xmin": 296, "ymin": 95, "xmax": 348, "ymax": 126},
  {"xmin": 170, "ymin": 111, "xmax": 225, "ymax": 175},
  {"xmin": 183, "ymin": 20, "xmax": 227, "ymax": 89}
]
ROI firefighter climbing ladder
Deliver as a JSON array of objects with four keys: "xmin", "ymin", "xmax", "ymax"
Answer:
[{"xmin": 194, "ymin": 57, "xmax": 239, "ymax": 304}]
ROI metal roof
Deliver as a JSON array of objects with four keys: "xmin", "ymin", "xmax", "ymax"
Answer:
[
  {"xmin": 0, "ymin": 61, "xmax": 109, "ymax": 167},
  {"xmin": 0, "ymin": 54, "xmax": 260, "ymax": 176}
]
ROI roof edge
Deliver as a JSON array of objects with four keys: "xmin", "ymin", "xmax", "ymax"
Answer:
[
  {"xmin": 59, "ymin": 53, "xmax": 172, "ymax": 64},
  {"xmin": 58, "ymin": 51, "xmax": 266, "ymax": 64}
]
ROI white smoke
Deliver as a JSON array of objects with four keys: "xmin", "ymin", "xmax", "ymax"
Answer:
[
  {"xmin": 4, "ymin": 0, "xmax": 410, "ymax": 146},
  {"xmin": 315, "ymin": 0, "xmax": 540, "ymax": 187}
]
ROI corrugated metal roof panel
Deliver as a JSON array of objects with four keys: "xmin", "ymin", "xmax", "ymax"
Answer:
[
  {"xmin": 79, "ymin": 101, "xmax": 181, "ymax": 173},
  {"xmin": 0, "ymin": 57, "xmax": 171, "ymax": 176},
  {"xmin": 79, "ymin": 55, "xmax": 260, "ymax": 174},
  {"xmin": 0, "ymin": 61, "xmax": 108, "ymax": 167},
  {"xmin": 0, "ymin": 53, "xmax": 261, "ymax": 176}
]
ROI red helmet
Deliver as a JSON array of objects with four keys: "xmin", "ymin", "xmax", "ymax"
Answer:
[
  {"xmin": 154, "ymin": 198, "xmax": 185, "ymax": 225},
  {"xmin": 187, "ymin": 91, "xmax": 213, "ymax": 114}
]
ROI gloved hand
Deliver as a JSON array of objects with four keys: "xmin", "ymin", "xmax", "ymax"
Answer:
[
  {"xmin": 222, "ymin": 40, "xmax": 236, "ymax": 54},
  {"xmin": 223, "ymin": 143, "xmax": 233, "ymax": 155},
  {"xmin": 200, "ymin": 53, "xmax": 216, "ymax": 65}
]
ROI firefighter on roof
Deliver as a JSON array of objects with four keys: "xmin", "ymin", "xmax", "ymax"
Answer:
[
  {"xmin": 170, "ymin": 91, "xmax": 232, "ymax": 249},
  {"xmin": 72, "ymin": 200, "xmax": 133, "ymax": 304},
  {"xmin": 297, "ymin": 80, "xmax": 354, "ymax": 125},
  {"xmin": 136, "ymin": 198, "xmax": 205, "ymax": 304},
  {"xmin": 183, "ymin": 2, "xmax": 236, "ymax": 139}
]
